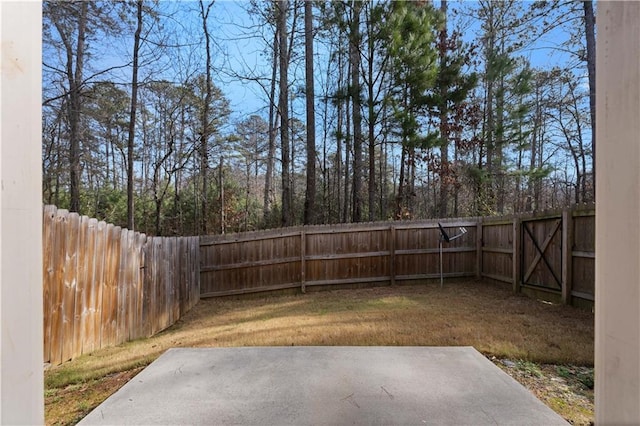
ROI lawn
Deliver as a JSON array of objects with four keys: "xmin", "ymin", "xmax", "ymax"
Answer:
[{"xmin": 45, "ymin": 280, "xmax": 594, "ymax": 425}]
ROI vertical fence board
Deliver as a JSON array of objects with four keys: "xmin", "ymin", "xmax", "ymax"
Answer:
[
  {"xmin": 83, "ymin": 218, "xmax": 100, "ymax": 354},
  {"xmin": 103, "ymin": 225, "xmax": 120, "ymax": 348},
  {"xmin": 100, "ymin": 225, "xmax": 113, "ymax": 349},
  {"xmin": 42, "ymin": 205, "xmax": 56, "ymax": 363},
  {"xmin": 73, "ymin": 216, "xmax": 89, "ymax": 358},
  {"xmin": 93, "ymin": 221, "xmax": 107, "ymax": 350},
  {"xmin": 135, "ymin": 233, "xmax": 146, "ymax": 339},
  {"xmin": 156, "ymin": 237, "xmax": 164, "ymax": 332},
  {"xmin": 78, "ymin": 218, "xmax": 91, "ymax": 354},
  {"xmin": 192, "ymin": 236, "xmax": 200, "ymax": 307},
  {"xmin": 562, "ymin": 210, "xmax": 573, "ymax": 304},
  {"xmin": 512, "ymin": 218, "xmax": 520, "ymax": 293},
  {"xmin": 49, "ymin": 209, "xmax": 69, "ymax": 365},
  {"xmin": 61, "ymin": 212, "xmax": 80, "ymax": 363},
  {"xmin": 115, "ymin": 229, "xmax": 128, "ymax": 345},
  {"xmin": 142, "ymin": 237, "xmax": 152, "ymax": 337},
  {"xmin": 171, "ymin": 238, "xmax": 180, "ymax": 325},
  {"xmin": 476, "ymin": 220, "xmax": 482, "ymax": 279}
]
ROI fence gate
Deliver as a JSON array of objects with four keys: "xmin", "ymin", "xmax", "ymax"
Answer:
[{"xmin": 520, "ymin": 217, "xmax": 563, "ymax": 293}]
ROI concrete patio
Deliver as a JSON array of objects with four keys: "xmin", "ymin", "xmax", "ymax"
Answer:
[{"xmin": 80, "ymin": 346, "xmax": 567, "ymax": 425}]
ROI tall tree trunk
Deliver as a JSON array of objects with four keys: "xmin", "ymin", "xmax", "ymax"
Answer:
[
  {"xmin": 583, "ymin": 0, "xmax": 596, "ymax": 199},
  {"xmin": 343, "ymin": 93, "xmax": 351, "ymax": 223},
  {"xmin": 278, "ymin": 0, "xmax": 292, "ymax": 226},
  {"xmin": 264, "ymin": 26, "xmax": 279, "ymax": 223},
  {"xmin": 366, "ymin": 2, "xmax": 376, "ymax": 222},
  {"xmin": 396, "ymin": 145, "xmax": 407, "ymax": 219},
  {"xmin": 219, "ymin": 156, "xmax": 225, "ymax": 234},
  {"xmin": 60, "ymin": 1, "xmax": 88, "ymax": 213},
  {"xmin": 482, "ymin": 3, "xmax": 495, "ymax": 216},
  {"xmin": 350, "ymin": 0, "xmax": 363, "ymax": 223},
  {"xmin": 303, "ymin": 0, "xmax": 316, "ymax": 225},
  {"xmin": 321, "ymin": 56, "xmax": 331, "ymax": 223},
  {"xmin": 336, "ymin": 49, "xmax": 344, "ymax": 223},
  {"xmin": 438, "ymin": 0, "xmax": 449, "ymax": 219},
  {"xmin": 199, "ymin": 0, "xmax": 215, "ymax": 234},
  {"xmin": 527, "ymin": 87, "xmax": 540, "ymax": 212},
  {"xmin": 495, "ymin": 45, "xmax": 506, "ymax": 214},
  {"xmin": 127, "ymin": 0, "xmax": 143, "ymax": 230}
]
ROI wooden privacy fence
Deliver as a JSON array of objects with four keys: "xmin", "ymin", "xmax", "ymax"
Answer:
[
  {"xmin": 43, "ymin": 205, "xmax": 200, "ymax": 366},
  {"xmin": 200, "ymin": 220, "xmax": 479, "ymax": 297},
  {"xmin": 200, "ymin": 205, "xmax": 595, "ymax": 307}
]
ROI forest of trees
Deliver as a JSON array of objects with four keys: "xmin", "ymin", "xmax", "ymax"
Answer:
[{"xmin": 42, "ymin": 0, "xmax": 596, "ymax": 236}]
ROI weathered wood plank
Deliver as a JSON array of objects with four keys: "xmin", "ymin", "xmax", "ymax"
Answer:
[
  {"xmin": 61, "ymin": 212, "xmax": 80, "ymax": 363},
  {"xmin": 115, "ymin": 229, "xmax": 128, "ymax": 345},
  {"xmin": 390, "ymin": 225, "xmax": 396, "ymax": 286},
  {"xmin": 133, "ymin": 233, "xmax": 146, "ymax": 340},
  {"xmin": 192, "ymin": 236, "xmax": 201, "ymax": 306},
  {"xmin": 513, "ymin": 218, "xmax": 520, "ymax": 294},
  {"xmin": 49, "ymin": 209, "xmax": 69, "ymax": 365},
  {"xmin": 200, "ymin": 256, "xmax": 301, "ymax": 272},
  {"xmin": 562, "ymin": 210, "xmax": 573, "ymax": 304},
  {"xmin": 482, "ymin": 247, "xmax": 513, "ymax": 254},
  {"xmin": 73, "ymin": 216, "xmax": 89, "ymax": 358},
  {"xmin": 91, "ymin": 220, "xmax": 106, "ymax": 352},
  {"xmin": 573, "ymin": 251, "xmax": 595, "ymax": 259},
  {"xmin": 395, "ymin": 272, "xmax": 475, "ymax": 281},
  {"xmin": 42, "ymin": 205, "xmax": 56, "ymax": 363},
  {"xmin": 476, "ymin": 220, "xmax": 483, "ymax": 279},
  {"xmin": 102, "ymin": 225, "xmax": 120, "ymax": 349},
  {"xmin": 76, "ymin": 216, "xmax": 98, "ymax": 355}
]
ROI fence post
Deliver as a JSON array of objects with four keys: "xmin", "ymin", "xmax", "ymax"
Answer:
[
  {"xmin": 512, "ymin": 217, "xmax": 521, "ymax": 294},
  {"xmin": 476, "ymin": 218, "xmax": 483, "ymax": 279},
  {"xmin": 390, "ymin": 225, "xmax": 396, "ymax": 286},
  {"xmin": 300, "ymin": 229, "xmax": 306, "ymax": 293},
  {"xmin": 562, "ymin": 209, "xmax": 573, "ymax": 304}
]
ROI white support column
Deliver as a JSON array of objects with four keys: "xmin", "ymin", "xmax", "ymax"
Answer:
[
  {"xmin": 595, "ymin": 2, "xmax": 640, "ymax": 424},
  {"xmin": 0, "ymin": 1, "xmax": 44, "ymax": 424}
]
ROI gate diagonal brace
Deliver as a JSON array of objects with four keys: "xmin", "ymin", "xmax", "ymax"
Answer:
[{"xmin": 522, "ymin": 220, "xmax": 562, "ymax": 288}]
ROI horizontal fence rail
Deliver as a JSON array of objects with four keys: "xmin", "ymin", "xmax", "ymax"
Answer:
[
  {"xmin": 200, "ymin": 206, "xmax": 595, "ymax": 308},
  {"xmin": 43, "ymin": 205, "xmax": 200, "ymax": 366}
]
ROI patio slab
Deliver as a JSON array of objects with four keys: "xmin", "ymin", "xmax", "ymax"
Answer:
[{"xmin": 79, "ymin": 346, "xmax": 567, "ymax": 425}]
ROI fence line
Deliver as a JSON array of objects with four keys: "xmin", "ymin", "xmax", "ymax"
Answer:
[
  {"xmin": 43, "ymin": 205, "xmax": 200, "ymax": 366},
  {"xmin": 200, "ymin": 220, "xmax": 479, "ymax": 298},
  {"xmin": 43, "ymin": 205, "xmax": 594, "ymax": 365},
  {"xmin": 200, "ymin": 206, "xmax": 595, "ymax": 308}
]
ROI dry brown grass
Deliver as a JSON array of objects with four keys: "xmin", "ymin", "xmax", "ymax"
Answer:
[{"xmin": 45, "ymin": 280, "xmax": 594, "ymax": 425}]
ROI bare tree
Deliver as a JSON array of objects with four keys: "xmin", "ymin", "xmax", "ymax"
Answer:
[
  {"xmin": 583, "ymin": 0, "xmax": 596, "ymax": 198},
  {"xmin": 199, "ymin": 0, "xmax": 215, "ymax": 234},
  {"xmin": 303, "ymin": 0, "xmax": 316, "ymax": 225},
  {"xmin": 438, "ymin": 0, "xmax": 449, "ymax": 218},
  {"xmin": 350, "ymin": 0, "xmax": 363, "ymax": 222},
  {"xmin": 48, "ymin": 1, "xmax": 89, "ymax": 213},
  {"xmin": 126, "ymin": 0, "xmax": 143, "ymax": 229},
  {"xmin": 278, "ymin": 0, "xmax": 292, "ymax": 226},
  {"xmin": 264, "ymin": 25, "xmax": 279, "ymax": 224}
]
